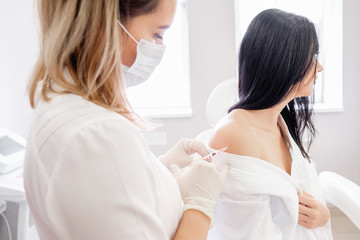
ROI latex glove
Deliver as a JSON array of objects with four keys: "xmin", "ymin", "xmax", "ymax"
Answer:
[
  {"xmin": 159, "ymin": 138, "xmax": 209, "ymax": 169},
  {"xmin": 298, "ymin": 191, "xmax": 330, "ymax": 229},
  {"xmin": 170, "ymin": 159, "xmax": 229, "ymax": 228}
]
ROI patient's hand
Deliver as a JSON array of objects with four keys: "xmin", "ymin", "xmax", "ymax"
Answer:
[{"xmin": 298, "ymin": 191, "xmax": 330, "ymax": 229}]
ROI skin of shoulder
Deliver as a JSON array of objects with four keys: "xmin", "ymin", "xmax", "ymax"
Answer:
[{"xmin": 208, "ymin": 111, "xmax": 262, "ymax": 158}]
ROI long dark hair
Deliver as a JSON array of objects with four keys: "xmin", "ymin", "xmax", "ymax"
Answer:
[{"xmin": 229, "ymin": 9, "xmax": 319, "ymax": 160}]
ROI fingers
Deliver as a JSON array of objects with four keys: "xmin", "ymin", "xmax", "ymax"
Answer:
[
  {"xmin": 298, "ymin": 192, "xmax": 330, "ymax": 229},
  {"xmin": 298, "ymin": 204, "xmax": 313, "ymax": 217},
  {"xmin": 302, "ymin": 190, "xmax": 313, "ymax": 198},
  {"xmin": 183, "ymin": 138, "xmax": 209, "ymax": 157},
  {"xmin": 298, "ymin": 219, "xmax": 314, "ymax": 229},
  {"xmin": 170, "ymin": 164, "xmax": 182, "ymax": 178},
  {"xmin": 298, "ymin": 193, "xmax": 315, "ymax": 207},
  {"xmin": 298, "ymin": 212, "xmax": 310, "ymax": 221},
  {"xmin": 298, "ymin": 207, "xmax": 316, "ymax": 229},
  {"xmin": 179, "ymin": 156, "xmax": 193, "ymax": 168},
  {"xmin": 298, "ymin": 213, "xmax": 317, "ymax": 229},
  {"xmin": 202, "ymin": 152, "xmax": 213, "ymax": 162}
]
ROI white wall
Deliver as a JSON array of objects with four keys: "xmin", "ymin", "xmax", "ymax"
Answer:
[
  {"xmin": 149, "ymin": 0, "xmax": 237, "ymax": 152},
  {"xmin": 0, "ymin": 1, "xmax": 37, "ymax": 138},
  {"xmin": 1, "ymin": 0, "xmax": 359, "ymax": 185},
  {"xmin": 309, "ymin": 0, "xmax": 360, "ymax": 184}
]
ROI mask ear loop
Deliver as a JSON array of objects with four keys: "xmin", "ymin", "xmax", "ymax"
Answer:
[{"xmin": 117, "ymin": 20, "xmax": 139, "ymax": 45}]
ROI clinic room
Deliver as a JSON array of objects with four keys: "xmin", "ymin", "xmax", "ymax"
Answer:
[{"xmin": 0, "ymin": 0, "xmax": 359, "ymax": 239}]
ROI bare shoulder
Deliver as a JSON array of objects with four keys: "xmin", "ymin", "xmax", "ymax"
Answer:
[{"xmin": 208, "ymin": 110, "xmax": 260, "ymax": 157}]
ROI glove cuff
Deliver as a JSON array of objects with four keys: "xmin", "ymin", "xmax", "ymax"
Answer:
[{"xmin": 182, "ymin": 197, "xmax": 215, "ymax": 228}]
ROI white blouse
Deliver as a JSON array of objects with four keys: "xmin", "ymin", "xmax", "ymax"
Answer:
[
  {"xmin": 208, "ymin": 117, "xmax": 333, "ymax": 240},
  {"xmin": 24, "ymin": 92, "xmax": 183, "ymax": 240}
]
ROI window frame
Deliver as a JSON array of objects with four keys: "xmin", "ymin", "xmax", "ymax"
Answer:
[{"xmin": 234, "ymin": 0, "xmax": 343, "ymax": 113}]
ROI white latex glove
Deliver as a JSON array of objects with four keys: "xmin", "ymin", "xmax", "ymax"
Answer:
[
  {"xmin": 170, "ymin": 159, "xmax": 229, "ymax": 228},
  {"xmin": 159, "ymin": 138, "xmax": 210, "ymax": 169}
]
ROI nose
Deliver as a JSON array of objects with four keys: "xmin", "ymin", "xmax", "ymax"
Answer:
[
  {"xmin": 317, "ymin": 62, "xmax": 323, "ymax": 72},
  {"xmin": 155, "ymin": 38, "xmax": 164, "ymax": 45}
]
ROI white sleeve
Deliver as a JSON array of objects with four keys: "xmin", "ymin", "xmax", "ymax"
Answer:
[
  {"xmin": 210, "ymin": 191, "xmax": 283, "ymax": 240},
  {"xmin": 46, "ymin": 120, "xmax": 171, "ymax": 239}
]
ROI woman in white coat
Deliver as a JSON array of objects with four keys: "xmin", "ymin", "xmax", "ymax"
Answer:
[{"xmin": 24, "ymin": 0, "xmax": 228, "ymax": 239}]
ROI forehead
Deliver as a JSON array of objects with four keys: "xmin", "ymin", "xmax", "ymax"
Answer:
[{"xmin": 151, "ymin": 0, "xmax": 177, "ymax": 24}]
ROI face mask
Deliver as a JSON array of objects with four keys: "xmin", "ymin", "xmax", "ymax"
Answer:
[{"xmin": 118, "ymin": 21, "xmax": 166, "ymax": 87}]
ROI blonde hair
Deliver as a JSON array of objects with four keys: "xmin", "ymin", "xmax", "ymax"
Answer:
[{"xmin": 29, "ymin": 0, "xmax": 145, "ymax": 128}]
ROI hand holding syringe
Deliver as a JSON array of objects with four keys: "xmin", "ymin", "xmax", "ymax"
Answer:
[
  {"xmin": 202, "ymin": 147, "xmax": 228, "ymax": 162},
  {"xmin": 178, "ymin": 147, "xmax": 228, "ymax": 173}
]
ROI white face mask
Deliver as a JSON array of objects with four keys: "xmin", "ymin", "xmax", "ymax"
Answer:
[{"xmin": 118, "ymin": 21, "xmax": 166, "ymax": 87}]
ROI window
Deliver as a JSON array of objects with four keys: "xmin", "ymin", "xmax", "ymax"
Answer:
[
  {"xmin": 126, "ymin": 0, "xmax": 192, "ymax": 118},
  {"xmin": 234, "ymin": 0, "xmax": 343, "ymax": 112}
]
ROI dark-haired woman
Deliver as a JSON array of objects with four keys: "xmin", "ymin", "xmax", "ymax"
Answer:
[
  {"xmin": 207, "ymin": 9, "xmax": 333, "ymax": 239},
  {"xmin": 24, "ymin": 0, "xmax": 228, "ymax": 239}
]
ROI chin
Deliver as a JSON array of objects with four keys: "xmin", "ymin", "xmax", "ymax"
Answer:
[{"xmin": 297, "ymin": 89, "xmax": 314, "ymax": 98}]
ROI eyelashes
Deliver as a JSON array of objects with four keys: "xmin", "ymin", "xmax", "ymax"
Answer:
[{"xmin": 154, "ymin": 34, "xmax": 163, "ymax": 40}]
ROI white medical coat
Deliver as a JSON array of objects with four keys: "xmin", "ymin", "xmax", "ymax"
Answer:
[{"xmin": 24, "ymin": 92, "xmax": 183, "ymax": 239}]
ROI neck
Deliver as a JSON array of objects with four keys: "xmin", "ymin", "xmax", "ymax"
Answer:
[
  {"xmin": 243, "ymin": 95, "xmax": 293, "ymax": 132},
  {"xmin": 246, "ymin": 108, "xmax": 282, "ymax": 131}
]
